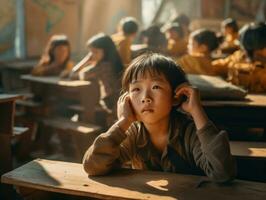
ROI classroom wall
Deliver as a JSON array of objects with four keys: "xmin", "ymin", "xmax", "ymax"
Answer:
[
  {"xmin": 0, "ymin": 0, "xmax": 16, "ymax": 60},
  {"xmin": 25, "ymin": 0, "xmax": 80, "ymax": 57},
  {"xmin": 80, "ymin": 0, "xmax": 142, "ymax": 52}
]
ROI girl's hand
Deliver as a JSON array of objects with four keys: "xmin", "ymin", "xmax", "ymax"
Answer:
[
  {"xmin": 117, "ymin": 92, "xmax": 137, "ymax": 131},
  {"xmin": 174, "ymin": 83, "xmax": 208, "ymax": 130},
  {"xmin": 174, "ymin": 83, "xmax": 201, "ymax": 115}
]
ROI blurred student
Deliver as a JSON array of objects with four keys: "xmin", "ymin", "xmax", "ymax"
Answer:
[
  {"xmin": 71, "ymin": 33, "xmax": 124, "ymax": 113},
  {"xmin": 171, "ymin": 13, "xmax": 191, "ymax": 42},
  {"xmin": 214, "ymin": 23, "xmax": 266, "ymax": 93},
  {"xmin": 219, "ymin": 18, "xmax": 240, "ymax": 54},
  {"xmin": 83, "ymin": 53, "xmax": 236, "ymax": 182},
  {"xmin": 177, "ymin": 29, "xmax": 221, "ymax": 76},
  {"xmin": 132, "ymin": 24, "xmax": 167, "ymax": 57},
  {"xmin": 163, "ymin": 22, "xmax": 187, "ymax": 58},
  {"xmin": 31, "ymin": 34, "xmax": 73, "ymax": 76},
  {"xmin": 112, "ymin": 17, "xmax": 139, "ymax": 67}
]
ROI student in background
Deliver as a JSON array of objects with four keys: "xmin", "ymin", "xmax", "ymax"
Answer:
[
  {"xmin": 31, "ymin": 34, "xmax": 73, "ymax": 76},
  {"xmin": 171, "ymin": 13, "xmax": 191, "ymax": 43},
  {"xmin": 226, "ymin": 23, "xmax": 266, "ymax": 93},
  {"xmin": 163, "ymin": 22, "xmax": 187, "ymax": 58},
  {"xmin": 132, "ymin": 24, "xmax": 167, "ymax": 57},
  {"xmin": 74, "ymin": 33, "xmax": 124, "ymax": 114},
  {"xmin": 219, "ymin": 18, "xmax": 240, "ymax": 55},
  {"xmin": 177, "ymin": 29, "xmax": 221, "ymax": 76},
  {"xmin": 83, "ymin": 53, "xmax": 236, "ymax": 182},
  {"xmin": 112, "ymin": 17, "xmax": 139, "ymax": 67}
]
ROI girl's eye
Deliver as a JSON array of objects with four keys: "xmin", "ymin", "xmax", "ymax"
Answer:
[
  {"xmin": 152, "ymin": 85, "xmax": 161, "ymax": 89},
  {"xmin": 131, "ymin": 87, "xmax": 140, "ymax": 92}
]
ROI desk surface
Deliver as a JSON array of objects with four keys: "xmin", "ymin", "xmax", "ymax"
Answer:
[
  {"xmin": 1, "ymin": 159, "xmax": 266, "ymax": 200},
  {"xmin": 1, "ymin": 60, "xmax": 38, "ymax": 70},
  {"xmin": 0, "ymin": 94, "xmax": 22, "ymax": 103},
  {"xmin": 21, "ymin": 74, "xmax": 91, "ymax": 87},
  {"xmin": 202, "ymin": 94, "xmax": 266, "ymax": 108}
]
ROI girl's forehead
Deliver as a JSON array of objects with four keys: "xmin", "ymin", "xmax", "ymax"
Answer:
[{"xmin": 130, "ymin": 71, "xmax": 167, "ymax": 83}]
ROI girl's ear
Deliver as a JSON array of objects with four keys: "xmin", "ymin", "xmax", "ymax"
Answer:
[{"xmin": 172, "ymin": 94, "xmax": 187, "ymax": 107}]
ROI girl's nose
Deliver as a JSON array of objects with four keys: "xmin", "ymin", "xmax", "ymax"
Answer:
[{"xmin": 141, "ymin": 97, "xmax": 152, "ymax": 104}]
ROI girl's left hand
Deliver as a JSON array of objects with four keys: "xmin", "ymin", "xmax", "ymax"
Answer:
[{"xmin": 174, "ymin": 83, "xmax": 202, "ymax": 116}]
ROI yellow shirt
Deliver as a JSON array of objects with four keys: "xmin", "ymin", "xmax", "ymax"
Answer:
[
  {"xmin": 167, "ymin": 38, "xmax": 187, "ymax": 58},
  {"xmin": 177, "ymin": 54, "xmax": 216, "ymax": 76},
  {"xmin": 111, "ymin": 33, "xmax": 131, "ymax": 67}
]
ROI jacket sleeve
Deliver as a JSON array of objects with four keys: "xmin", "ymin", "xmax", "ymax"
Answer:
[
  {"xmin": 82, "ymin": 122, "xmax": 138, "ymax": 175},
  {"xmin": 186, "ymin": 121, "xmax": 237, "ymax": 182}
]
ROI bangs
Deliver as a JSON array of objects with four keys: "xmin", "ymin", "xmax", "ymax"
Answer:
[{"xmin": 121, "ymin": 53, "xmax": 188, "ymax": 93}]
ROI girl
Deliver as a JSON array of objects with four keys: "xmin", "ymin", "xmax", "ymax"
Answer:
[
  {"xmin": 163, "ymin": 22, "xmax": 187, "ymax": 58},
  {"xmin": 71, "ymin": 33, "xmax": 124, "ymax": 112},
  {"xmin": 31, "ymin": 34, "xmax": 73, "ymax": 76},
  {"xmin": 177, "ymin": 29, "xmax": 221, "ymax": 76},
  {"xmin": 83, "ymin": 53, "xmax": 236, "ymax": 182},
  {"xmin": 219, "ymin": 18, "xmax": 240, "ymax": 55}
]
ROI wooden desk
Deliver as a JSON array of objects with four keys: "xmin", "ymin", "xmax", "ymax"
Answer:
[
  {"xmin": 21, "ymin": 74, "xmax": 100, "ymax": 121},
  {"xmin": 202, "ymin": 94, "xmax": 266, "ymax": 138},
  {"xmin": 0, "ymin": 60, "xmax": 37, "ymax": 92},
  {"xmin": 0, "ymin": 94, "xmax": 22, "ymax": 199},
  {"xmin": 1, "ymin": 159, "xmax": 266, "ymax": 200}
]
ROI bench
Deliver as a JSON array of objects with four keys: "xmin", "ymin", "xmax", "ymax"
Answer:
[
  {"xmin": 1, "ymin": 159, "xmax": 266, "ymax": 200},
  {"xmin": 42, "ymin": 118, "xmax": 102, "ymax": 161}
]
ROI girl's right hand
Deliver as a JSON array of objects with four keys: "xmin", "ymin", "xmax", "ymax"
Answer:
[{"xmin": 117, "ymin": 92, "xmax": 137, "ymax": 131}]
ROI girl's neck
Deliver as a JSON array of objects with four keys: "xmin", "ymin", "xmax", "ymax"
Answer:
[{"xmin": 144, "ymin": 116, "xmax": 170, "ymax": 137}]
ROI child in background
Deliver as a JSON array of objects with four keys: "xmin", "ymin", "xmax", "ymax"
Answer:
[
  {"xmin": 171, "ymin": 14, "xmax": 191, "ymax": 43},
  {"xmin": 219, "ymin": 18, "xmax": 240, "ymax": 55},
  {"xmin": 83, "ymin": 53, "xmax": 236, "ymax": 182},
  {"xmin": 177, "ymin": 29, "xmax": 221, "ymax": 76},
  {"xmin": 132, "ymin": 24, "xmax": 167, "ymax": 57},
  {"xmin": 163, "ymin": 22, "xmax": 187, "ymax": 58},
  {"xmin": 73, "ymin": 33, "xmax": 124, "ymax": 113},
  {"xmin": 112, "ymin": 17, "xmax": 139, "ymax": 67},
  {"xmin": 31, "ymin": 34, "xmax": 73, "ymax": 76},
  {"xmin": 226, "ymin": 23, "xmax": 266, "ymax": 93}
]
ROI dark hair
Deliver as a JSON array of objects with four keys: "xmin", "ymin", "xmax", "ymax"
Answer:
[
  {"xmin": 142, "ymin": 25, "xmax": 167, "ymax": 51},
  {"xmin": 40, "ymin": 34, "xmax": 70, "ymax": 66},
  {"xmin": 172, "ymin": 14, "xmax": 190, "ymax": 27},
  {"xmin": 121, "ymin": 53, "xmax": 188, "ymax": 93},
  {"xmin": 163, "ymin": 22, "xmax": 184, "ymax": 38},
  {"xmin": 222, "ymin": 18, "xmax": 239, "ymax": 33},
  {"xmin": 120, "ymin": 17, "xmax": 138, "ymax": 35},
  {"xmin": 191, "ymin": 29, "xmax": 220, "ymax": 52},
  {"xmin": 87, "ymin": 33, "xmax": 124, "ymax": 75},
  {"xmin": 239, "ymin": 23, "xmax": 266, "ymax": 60}
]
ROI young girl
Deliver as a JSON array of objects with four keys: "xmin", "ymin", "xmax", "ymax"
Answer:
[
  {"xmin": 177, "ymin": 29, "xmax": 221, "ymax": 76},
  {"xmin": 31, "ymin": 34, "xmax": 73, "ymax": 76},
  {"xmin": 219, "ymin": 18, "xmax": 240, "ymax": 55},
  {"xmin": 163, "ymin": 22, "xmax": 187, "ymax": 58},
  {"xmin": 72, "ymin": 33, "xmax": 124, "ymax": 113},
  {"xmin": 112, "ymin": 17, "xmax": 139, "ymax": 67},
  {"xmin": 83, "ymin": 53, "xmax": 236, "ymax": 182}
]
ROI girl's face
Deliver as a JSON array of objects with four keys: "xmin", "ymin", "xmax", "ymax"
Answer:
[
  {"xmin": 54, "ymin": 45, "xmax": 69, "ymax": 63},
  {"xmin": 128, "ymin": 72, "xmax": 173, "ymax": 125},
  {"xmin": 89, "ymin": 47, "xmax": 104, "ymax": 63}
]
